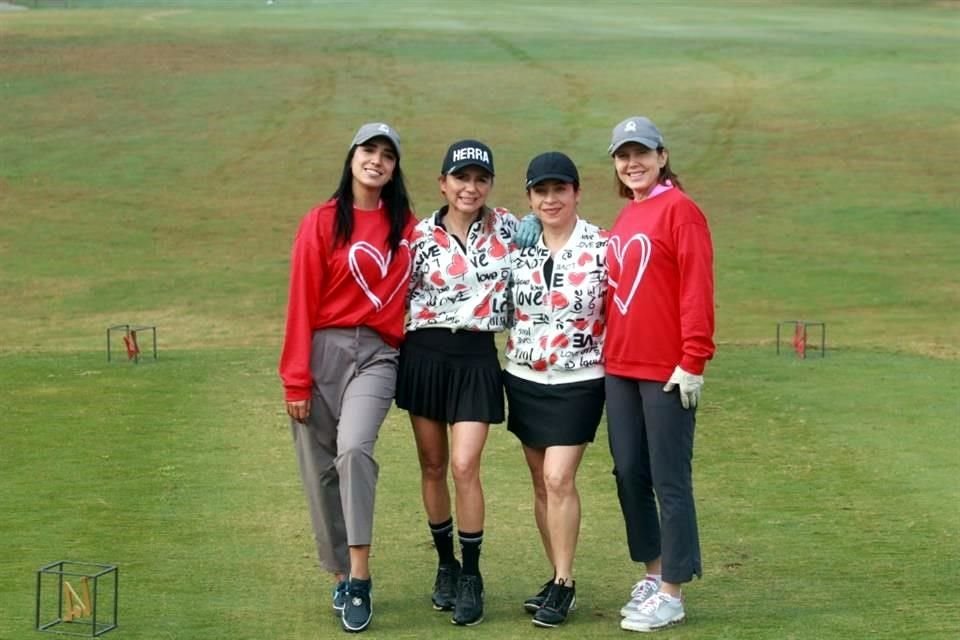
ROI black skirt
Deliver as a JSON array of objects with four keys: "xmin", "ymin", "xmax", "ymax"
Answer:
[
  {"xmin": 504, "ymin": 371, "xmax": 605, "ymax": 447},
  {"xmin": 396, "ymin": 328, "xmax": 505, "ymax": 424}
]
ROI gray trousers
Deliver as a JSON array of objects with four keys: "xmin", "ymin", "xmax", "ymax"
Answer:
[
  {"xmin": 290, "ymin": 327, "xmax": 399, "ymax": 575},
  {"xmin": 605, "ymin": 374, "xmax": 702, "ymax": 584}
]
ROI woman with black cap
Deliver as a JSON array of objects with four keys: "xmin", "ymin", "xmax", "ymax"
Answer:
[
  {"xmin": 279, "ymin": 122, "xmax": 416, "ymax": 634},
  {"xmin": 603, "ymin": 116, "xmax": 716, "ymax": 633},
  {"xmin": 396, "ymin": 139, "xmax": 517, "ymax": 627},
  {"xmin": 503, "ymin": 151, "xmax": 608, "ymax": 628}
]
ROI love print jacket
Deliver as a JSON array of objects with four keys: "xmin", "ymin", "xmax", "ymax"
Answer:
[
  {"xmin": 406, "ymin": 206, "xmax": 518, "ymax": 333},
  {"xmin": 504, "ymin": 217, "xmax": 608, "ymax": 384},
  {"xmin": 279, "ymin": 198, "xmax": 417, "ymax": 401}
]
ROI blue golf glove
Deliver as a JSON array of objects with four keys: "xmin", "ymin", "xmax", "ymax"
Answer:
[
  {"xmin": 663, "ymin": 365, "xmax": 703, "ymax": 410},
  {"xmin": 513, "ymin": 213, "xmax": 542, "ymax": 248}
]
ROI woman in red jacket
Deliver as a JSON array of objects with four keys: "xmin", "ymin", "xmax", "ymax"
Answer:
[
  {"xmin": 603, "ymin": 117, "xmax": 716, "ymax": 633},
  {"xmin": 279, "ymin": 122, "xmax": 416, "ymax": 634}
]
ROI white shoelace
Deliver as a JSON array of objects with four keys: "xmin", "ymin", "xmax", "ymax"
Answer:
[
  {"xmin": 638, "ymin": 592, "xmax": 672, "ymax": 615},
  {"xmin": 630, "ymin": 579, "xmax": 659, "ymax": 602}
]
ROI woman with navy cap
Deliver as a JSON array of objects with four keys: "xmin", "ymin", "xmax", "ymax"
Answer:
[
  {"xmin": 504, "ymin": 151, "xmax": 608, "ymax": 628},
  {"xmin": 603, "ymin": 116, "xmax": 716, "ymax": 633},
  {"xmin": 396, "ymin": 139, "xmax": 517, "ymax": 626},
  {"xmin": 279, "ymin": 122, "xmax": 416, "ymax": 633}
]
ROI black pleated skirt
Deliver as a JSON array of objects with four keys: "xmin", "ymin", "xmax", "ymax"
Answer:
[
  {"xmin": 504, "ymin": 371, "xmax": 605, "ymax": 447},
  {"xmin": 396, "ymin": 328, "xmax": 505, "ymax": 424}
]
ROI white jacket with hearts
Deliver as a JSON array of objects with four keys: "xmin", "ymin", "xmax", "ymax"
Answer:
[
  {"xmin": 505, "ymin": 217, "xmax": 608, "ymax": 384},
  {"xmin": 406, "ymin": 206, "xmax": 518, "ymax": 333}
]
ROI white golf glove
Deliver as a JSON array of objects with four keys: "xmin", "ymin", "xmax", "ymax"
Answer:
[{"xmin": 663, "ymin": 365, "xmax": 704, "ymax": 410}]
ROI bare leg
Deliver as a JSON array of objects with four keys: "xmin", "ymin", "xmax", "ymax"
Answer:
[
  {"xmin": 349, "ymin": 545, "xmax": 370, "ymax": 580},
  {"xmin": 522, "ymin": 445, "xmax": 553, "ymax": 570},
  {"xmin": 410, "ymin": 414, "xmax": 451, "ymax": 523},
  {"xmin": 542, "ymin": 444, "xmax": 587, "ymax": 581},
  {"xmin": 449, "ymin": 421, "xmax": 489, "ymax": 532}
]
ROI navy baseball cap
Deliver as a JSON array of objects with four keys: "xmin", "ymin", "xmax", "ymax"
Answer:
[
  {"xmin": 441, "ymin": 139, "xmax": 495, "ymax": 176},
  {"xmin": 525, "ymin": 151, "xmax": 579, "ymax": 189}
]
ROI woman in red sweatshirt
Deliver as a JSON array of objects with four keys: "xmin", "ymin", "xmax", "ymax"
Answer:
[
  {"xmin": 603, "ymin": 117, "xmax": 716, "ymax": 634},
  {"xmin": 279, "ymin": 122, "xmax": 416, "ymax": 634}
]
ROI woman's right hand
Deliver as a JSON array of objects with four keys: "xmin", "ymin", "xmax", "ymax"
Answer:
[{"xmin": 286, "ymin": 399, "xmax": 311, "ymax": 423}]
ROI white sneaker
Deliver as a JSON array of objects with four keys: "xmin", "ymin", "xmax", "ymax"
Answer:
[
  {"xmin": 620, "ymin": 592, "xmax": 685, "ymax": 632},
  {"xmin": 619, "ymin": 579, "xmax": 659, "ymax": 617}
]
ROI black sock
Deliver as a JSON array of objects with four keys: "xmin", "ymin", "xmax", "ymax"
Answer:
[
  {"xmin": 458, "ymin": 529, "xmax": 483, "ymax": 576},
  {"xmin": 429, "ymin": 518, "xmax": 456, "ymax": 566}
]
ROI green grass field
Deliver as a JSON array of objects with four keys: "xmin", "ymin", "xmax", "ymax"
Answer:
[{"xmin": 1, "ymin": 1, "xmax": 958, "ymax": 638}]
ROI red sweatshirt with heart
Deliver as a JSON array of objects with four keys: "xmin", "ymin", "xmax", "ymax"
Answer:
[
  {"xmin": 279, "ymin": 199, "xmax": 416, "ymax": 401},
  {"xmin": 604, "ymin": 187, "xmax": 715, "ymax": 382}
]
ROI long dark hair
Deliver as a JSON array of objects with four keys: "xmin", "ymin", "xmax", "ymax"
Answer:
[
  {"xmin": 615, "ymin": 146, "xmax": 684, "ymax": 199},
  {"xmin": 330, "ymin": 140, "xmax": 412, "ymax": 252}
]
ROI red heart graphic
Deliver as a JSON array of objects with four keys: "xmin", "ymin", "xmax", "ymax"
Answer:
[
  {"xmin": 473, "ymin": 297, "xmax": 491, "ymax": 317},
  {"xmin": 551, "ymin": 333, "xmax": 570, "ymax": 348},
  {"xmin": 532, "ymin": 271, "xmax": 542, "ymax": 285},
  {"xmin": 515, "ymin": 309, "xmax": 530, "ymax": 322},
  {"xmin": 532, "ymin": 359, "xmax": 548, "ymax": 371},
  {"xmin": 433, "ymin": 227, "xmax": 450, "ymax": 249},
  {"xmin": 430, "ymin": 271, "xmax": 446, "ymax": 287},
  {"xmin": 454, "ymin": 283, "xmax": 468, "ymax": 291},
  {"xmin": 488, "ymin": 236, "xmax": 506, "ymax": 258},
  {"xmin": 578, "ymin": 252, "xmax": 592, "ymax": 266},
  {"xmin": 494, "ymin": 280, "xmax": 506, "ymax": 292},
  {"xmin": 573, "ymin": 319, "xmax": 589, "ymax": 331},
  {"xmin": 447, "ymin": 253, "xmax": 467, "ymax": 277},
  {"xmin": 538, "ymin": 336, "xmax": 547, "ymax": 349},
  {"xmin": 549, "ymin": 353, "xmax": 559, "ymax": 365},
  {"xmin": 417, "ymin": 308, "xmax": 438, "ymax": 320},
  {"xmin": 568, "ymin": 272, "xmax": 586, "ymax": 286},
  {"xmin": 550, "ymin": 291, "xmax": 569, "ymax": 309}
]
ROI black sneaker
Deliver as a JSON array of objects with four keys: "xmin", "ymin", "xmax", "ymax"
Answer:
[
  {"xmin": 341, "ymin": 577, "xmax": 372, "ymax": 633},
  {"xmin": 523, "ymin": 579, "xmax": 552, "ymax": 613},
  {"xmin": 432, "ymin": 561, "xmax": 460, "ymax": 611},
  {"xmin": 532, "ymin": 579, "xmax": 576, "ymax": 628},
  {"xmin": 332, "ymin": 579, "xmax": 348, "ymax": 613},
  {"xmin": 451, "ymin": 573, "xmax": 484, "ymax": 626}
]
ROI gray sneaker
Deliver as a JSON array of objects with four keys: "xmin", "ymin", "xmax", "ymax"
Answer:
[
  {"xmin": 620, "ymin": 592, "xmax": 685, "ymax": 632},
  {"xmin": 620, "ymin": 579, "xmax": 659, "ymax": 617}
]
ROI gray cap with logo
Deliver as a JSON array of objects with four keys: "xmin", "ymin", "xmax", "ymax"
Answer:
[
  {"xmin": 608, "ymin": 116, "xmax": 664, "ymax": 155},
  {"xmin": 350, "ymin": 122, "xmax": 402, "ymax": 157}
]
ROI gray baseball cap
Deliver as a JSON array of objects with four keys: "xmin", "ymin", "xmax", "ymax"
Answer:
[
  {"xmin": 350, "ymin": 122, "xmax": 401, "ymax": 157},
  {"xmin": 608, "ymin": 116, "xmax": 664, "ymax": 155}
]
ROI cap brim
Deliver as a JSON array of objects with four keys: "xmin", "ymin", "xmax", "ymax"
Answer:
[
  {"xmin": 526, "ymin": 173, "xmax": 577, "ymax": 188},
  {"xmin": 354, "ymin": 134, "xmax": 400, "ymax": 155},
  {"xmin": 446, "ymin": 161, "xmax": 494, "ymax": 176},
  {"xmin": 608, "ymin": 137, "xmax": 659, "ymax": 155}
]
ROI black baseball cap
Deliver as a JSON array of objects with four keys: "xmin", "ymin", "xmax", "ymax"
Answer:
[
  {"xmin": 525, "ymin": 151, "xmax": 579, "ymax": 189},
  {"xmin": 441, "ymin": 139, "xmax": 495, "ymax": 176}
]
